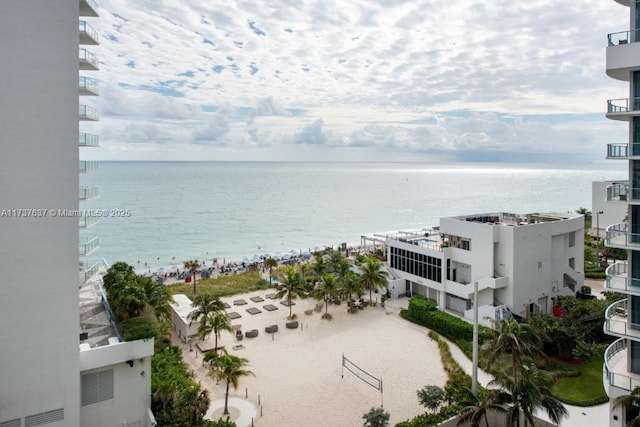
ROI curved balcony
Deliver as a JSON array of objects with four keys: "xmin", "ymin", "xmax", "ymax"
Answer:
[
  {"xmin": 604, "ymin": 299, "xmax": 640, "ymax": 340},
  {"xmin": 79, "ymin": 21, "xmax": 99, "ymax": 45},
  {"xmin": 605, "ymin": 262, "xmax": 640, "ymax": 295},
  {"xmin": 79, "ymin": 105, "xmax": 98, "ymax": 121},
  {"xmin": 79, "ymin": 48, "xmax": 99, "ymax": 71},
  {"xmin": 79, "ymin": 161, "xmax": 99, "ymax": 173},
  {"xmin": 79, "ymin": 186, "xmax": 99, "ymax": 201},
  {"xmin": 607, "ymin": 29, "xmax": 640, "ymax": 81},
  {"xmin": 606, "ymin": 182, "xmax": 629, "ymax": 202},
  {"xmin": 79, "ymin": 133, "xmax": 99, "ymax": 147},
  {"xmin": 607, "ymin": 97, "xmax": 640, "ymax": 121},
  {"xmin": 79, "ymin": 261, "xmax": 100, "ymax": 284},
  {"xmin": 607, "ymin": 143, "xmax": 640, "ymax": 159},
  {"xmin": 79, "ymin": 213, "xmax": 99, "ymax": 229},
  {"xmin": 604, "ymin": 338, "xmax": 640, "ymax": 395},
  {"xmin": 80, "ymin": 237, "xmax": 100, "ymax": 256},
  {"xmin": 605, "ymin": 223, "xmax": 640, "ymax": 250},
  {"xmin": 80, "ymin": 0, "xmax": 99, "ymax": 17},
  {"xmin": 79, "ymin": 77, "xmax": 99, "ymax": 96}
]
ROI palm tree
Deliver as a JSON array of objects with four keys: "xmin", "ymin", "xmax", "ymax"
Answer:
[
  {"xmin": 208, "ymin": 353, "xmax": 255, "ymax": 415},
  {"xmin": 265, "ymin": 257, "xmax": 278, "ymax": 284},
  {"xmin": 184, "ymin": 260, "xmax": 200, "ymax": 294},
  {"xmin": 314, "ymin": 273, "xmax": 338, "ymax": 316},
  {"xmin": 111, "ymin": 278, "xmax": 147, "ymax": 319},
  {"xmin": 483, "ymin": 318, "xmax": 546, "ymax": 386},
  {"xmin": 210, "ymin": 311, "xmax": 233, "ymax": 351},
  {"xmin": 189, "ymin": 293, "xmax": 225, "ymax": 326},
  {"xmin": 311, "ymin": 252, "xmax": 328, "ymax": 278},
  {"xmin": 362, "ymin": 407, "xmax": 390, "ymax": 427},
  {"xmin": 139, "ymin": 276, "xmax": 172, "ymax": 320},
  {"xmin": 613, "ymin": 386, "xmax": 640, "ymax": 427},
  {"xmin": 457, "ymin": 387, "xmax": 509, "ymax": 427},
  {"xmin": 196, "ymin": 315, "xmax": 214, "ymax": 342},
  {"xmin": 176, "ymin": 384, "xmax": 209, "ymax": 426},
  {"xmin": 275, "ymin": 266, "xmax": 305, "ymax": 319},
  {"xmin": 359, "ymin": 256, "xmax": 388, "ymax": 305},
  {"xmin": 490, "ymin": 363, "xmax": 567, "ymax": 427},
  {"xmin": 103, "ymin": 261, "xmax": 136, "ymax": 292}
]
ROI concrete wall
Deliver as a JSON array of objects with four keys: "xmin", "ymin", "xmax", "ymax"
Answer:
[
  {"xmin": 80, "ymin": 340, "xmax": 154, "ymax": 427},
  {"xmin": 0, "ymin": 1, "xmax": 81, "ymax": 425}
]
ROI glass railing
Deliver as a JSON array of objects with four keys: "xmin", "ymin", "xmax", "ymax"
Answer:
[
  {"xmin": 80, "ymin": 0, "xmax": 99, "ymax": 16},
  {"xmin": 608, "ymin": 97, "xmax": 640, "ymax": 114},
  {"xmin": 608, "ymin": 29, "xmax": 640, "ymax": 46},
  {"xmin": 79, "ymin": 20, "xmax": 99, "ymax": 44},
  {"xmin": 605, "ymin": 261, "xmax": 640, "ymax": 292},
  {"xmin": 79, "ymin": 77, "xmax": 99, "ymax": 95},
  {"xmin": 79, "ymin": 213, "xmax": 100, "ymax": 228},
  {"xmin": 604, "ymin": 338, "xmax": 640, "ymax": 391},
  {"xmin": 79, "ymin": 261, "xmax": 100, "ymax": 283},
  {"xmin": 79, "ymin": 186, "xmax": 99, "ymax": 200},
  {"xmin": 605, "ymin": 222, "xmax": 640, "ymax": 249},
  {"xmin": 79, "ymin": 48, "xmax": 99, "ymax": 69},
  {"xmin": 608, "ymin": 143, "xmax": 628, "ymax": 158},
  {"xmin": 79, "ymin": 133, "xmax": 99, "ymax": 147},
  {"xmin": 79, "ymin": 160, "xmax": 99, "ymax": 173},
  {"xmin": 603, "ymin": 299, "xmax": 639, "ymax": 338},
  {"xmin": 79, "ymin": 237, "xmax": 100, "ymax": 256},
  {"xmin": 79, "ymin": 104, "xmax": 98, "ymax": 120},
  {"xmin": 606, "ymin": 182, "xmax": 629, "ymax": 201}
]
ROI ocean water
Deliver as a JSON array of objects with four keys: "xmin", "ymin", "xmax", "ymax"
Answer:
[{"xmin": 80, "ymin": 161, "xmax": 625, "ymax": 268}]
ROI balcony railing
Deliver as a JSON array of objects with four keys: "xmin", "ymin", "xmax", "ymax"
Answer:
[
  {"xmin": 608, "ymin": 29, "xmax": 640, "ymax": 46},
  {"xmin": 605, "ymin": 222, "xmax": 640, "ymax": 249},
  {"xmin": 79, "ymin": 77, "xmax": 99, "ymax": 96},
  {"xmin": 79, "ymin": 20, "xmax": 99, "ymax": 45},
  {"xmin": 604, "ymin": 338, "xmax": 640, "ymax": 392},
  {"xmin": 606, "ymin": 182, "xmax": 629, "ymax": 202},
  {"xmin": 79, "ymin": 186, "xmax": 99, "ymax": 200},
  {"xmin": 79, "ymin": 105, "xmax": 98, "ymax": 121},
  {"xmin": 79, "ymin": 48, "xmax": 99, "ymax": 70},
  {"xmin": 79, "ymin": 261, "xmax": 100, "ymax": 284},
  {"xmin": 79, "ymin": 213, "xmax": 99, "ymax": 228},
  {"xmin": 79, "ymin": 133, "xmax": 99, "ymax": 147},
  {"xmin": 608, "ymin": 97, "xmax": 640, "ymax": 114},
  {"xmin": 603, "ymin": 299, "xmax": 640, "ymax": 341},
  {"xmin": 79, "ymin": 237, "xmax": 100, "ymax": 256},
  {"xmin": 605, "ymin": 261, "xmax": 640, "ymax": 293},
  {"xmin": 79, "ymin": 0, "xmax": 99, "ymax": 17},
  {"xmin": 79, "ymin": 160, "xmax": 99, "ymax": 173}
]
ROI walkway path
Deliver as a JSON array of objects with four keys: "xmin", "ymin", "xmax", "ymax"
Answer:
[{"xmin": 205, "ymin": 396, "xmax": 258, "ymax": 427}]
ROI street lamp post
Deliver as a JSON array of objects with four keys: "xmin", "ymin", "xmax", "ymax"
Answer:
[{"xmin": 596, "ymin": 210, "xmax": 604, "ymax": 260}]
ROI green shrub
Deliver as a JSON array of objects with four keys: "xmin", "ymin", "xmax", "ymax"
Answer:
[{"xmin": 119, "ymin": 315, "xmax": 159, "ymax": 341}]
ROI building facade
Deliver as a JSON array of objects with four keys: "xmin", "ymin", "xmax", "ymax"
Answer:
[
  {"xmin": 603, "ymin": 0, "xmax": 640, "ymax": 425},
  {"xmin": 0, "ymin": 2, "xmax": 154, "ymax": 426},
  {"xmin": 386, "ymin": 212, "xmax": 584, "ymax": 327}
]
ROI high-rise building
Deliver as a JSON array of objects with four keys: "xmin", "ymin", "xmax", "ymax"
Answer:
[
  {"xmin": 603, "ymin": 1, "xmax": 640, "ymax": 425},
  {"xmin": 0, "ymin": 2, "xmax": 154, "ymax": 426}
]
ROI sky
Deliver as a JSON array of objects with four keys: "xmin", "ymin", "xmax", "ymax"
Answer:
[{"xmin": 84, "ymin": 0, "xmax": 631, "ymax": 163}]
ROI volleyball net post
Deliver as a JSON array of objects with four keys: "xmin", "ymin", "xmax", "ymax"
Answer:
[{"xmin": 341, "ymin": 353, "xmax": 383, "ymax": 407}]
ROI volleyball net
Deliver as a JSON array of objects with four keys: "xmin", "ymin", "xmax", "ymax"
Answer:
[{"xmin": 341, "ymin": 353, "xmax": 383, "ymax": 406}]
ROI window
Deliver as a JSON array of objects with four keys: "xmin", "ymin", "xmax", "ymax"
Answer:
[
  {"xmin": 568, "ymin": 232, "xmax": 575, "ymax": 248},
  {"xmin": 569, "ymin": 258, "xmax": 575, "ymax": 269},
  {"xmin": 24, "ymin": 409, "xmax": 64, "ymax": 427},
  {"xmin": 82, "ymin": 369, "xmax": 114, "ymax": 406}
]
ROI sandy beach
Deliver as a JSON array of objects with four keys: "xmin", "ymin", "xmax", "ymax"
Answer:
[{"xmin": 175, "ymin": 289, "xmax": 447, "ymax": 427}]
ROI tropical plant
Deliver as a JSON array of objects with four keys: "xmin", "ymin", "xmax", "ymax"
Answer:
[
  {"xmin": 103, "ymin": 261, "xmax": 136, "ymax": 292},
  {"xmin": 139, "ymin": 276, "xmax": 172, "ymax": 320},
  {"xmin": 189, "ymin": 293, "xmax": 225, "ymax": 327},
  {"xmin": 457, "ymin": 387, "xmax": 508, "ymax": 427},
  {"xmin": 208, "ymin": 353, "xmax": 255, "ymax": 415},
  {"xmin": 359, "ymin": 256, "xmax": 389, "ymax": 305},
  {"xmin": 265, "ymin": 257, "xmax": 278, "ymax": 284},
  {"xmin": 176, "ymin": 384, "xmax": 210, "ymax": 426},
  {"xmin": 210, "ymin": 311, "xmax": 233, "ymax": 351},
  {"xmin": 490, "ymin": 363, "xmax": 567, "ymax": 427},
  {"xmin": 111, "ymin": 277, "xmax": 147, "ymax": 319},
  {"xmin": 314, "ymin": 273, "xmax": 338, "ymax": 317},
  {"xmin": 362, "ymin": 407, "xmax": 390, "ymax": 427},
  {"xmin": 417, "ymin": 385, "xmax": 445, "ymax": 413},
  {"xmin": 184, "ymin": 260, "xmax": 200, "ymax": 295},
  {"xmin": 275, "ymin": 266, "xmax": 305, "ymax": 319},
  {"xmin": 311, "ymin": 252, "xmax": 328, "ymax": 278},
  {"xmin": 613, "ymin": 386, "xmax": 640, "ymax": 427}
]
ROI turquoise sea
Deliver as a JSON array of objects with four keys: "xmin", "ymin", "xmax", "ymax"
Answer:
[{"xmin": 80, "ymin": 161, "xmax": 625, "ymax": 268}]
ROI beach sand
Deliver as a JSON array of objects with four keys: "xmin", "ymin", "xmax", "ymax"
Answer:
[{"xmin": 176, "ymin": 290, "xmax": 448, "ymax": 427}]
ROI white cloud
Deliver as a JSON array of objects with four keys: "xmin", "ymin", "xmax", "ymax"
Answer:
[{"xmin": 86, "ymin": 0, "xmax": 629, "ymax": 161}]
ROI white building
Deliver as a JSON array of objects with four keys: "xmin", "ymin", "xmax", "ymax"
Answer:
[
  {"xmin": 0, "ymin": 2, "xmax": 154, "ymax": 426},
  {"xmin": 592, "ymin": 180, "xmax": 629, "ymax": 236},
  {"xmin": 602, "ymin": 0, "xmax": 640, "ymax": 425},
  {"xmin": 385, "ymin": 212, "xmax": 584, "ymax": 326},
  {"xmin": 168, "ymin": 294, "xmax": 201, "ymax": 343}
]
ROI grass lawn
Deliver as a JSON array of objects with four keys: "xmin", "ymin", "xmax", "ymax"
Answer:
[
  {"xmin": 551, "ymin": 351, "xmax": 608, "ymax": 406},
  {"xmin": 166, "ymin": 270, "xmax": 271, "ymax": 298}
]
